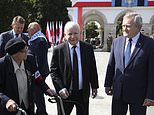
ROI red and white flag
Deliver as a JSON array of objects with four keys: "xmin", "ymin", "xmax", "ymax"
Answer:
[
  {"xmin": 46, "ymin": 21, "xmax": 53, "ymax": 45},
  {"xmin": 59, "ymin": 21, "xmax": 63, "ymax": 44},
  {"xmin": 49, "ymin": 21, "xmax": 54, "ymax": 44},
  {"xmin": 46, "ymin": 22, "xmax": 51, "ymax": 41},
  {"xmin": 55, "ymin": 21, "xmax": 60, "ymax": 44}
]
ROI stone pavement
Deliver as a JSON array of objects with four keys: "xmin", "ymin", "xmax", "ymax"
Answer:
[{"xmin": 44, "ymin": 49, "xmax": 154, "ymax": 115}]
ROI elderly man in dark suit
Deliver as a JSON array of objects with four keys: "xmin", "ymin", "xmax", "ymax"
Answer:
[
  {"xmin": 0, "ymin": 38, "xmax": 55, "ymax": 115},
  {"xmin": 27, "ymin": 22, "xmax": 50, "ymax": 115},
  {"xmin": 0, "ymin": 16, "xmax": 29, "ymax": 58},
  {"xmin": 50, "ymin": 21, "xmax": 99, "ymax": 115},
  {"xmin": 104, "ymin": 12, "xmax": 154, "ymax": 115}
]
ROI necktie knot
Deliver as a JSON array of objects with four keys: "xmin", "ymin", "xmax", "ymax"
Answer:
[
  {"xmin": 129, "ymin": 38, "xmax": 132, "ymax": 42},
  {"xmin": 72, "ymin": 45, "xmax": 77, "ymax": 49}
]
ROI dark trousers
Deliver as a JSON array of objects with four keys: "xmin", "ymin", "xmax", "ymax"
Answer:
[
  {"xmin": 57, "ymin": 90, "xmax": 89, "ymax": 115},
  {"xmin": 33, "ymin": 84, "xmax": 47, "ymax": 115},
  {"xmin": 19, "ymin": 101, "xmax": 34, "ymax": 115},
  {"xmin": 112, "ymin": 97, "xmax": 147, "ymax": 115}
]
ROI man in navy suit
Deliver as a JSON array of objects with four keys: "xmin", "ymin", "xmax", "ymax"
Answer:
[
  {"xmin": 50, "ymin": 21, "xmax": 99, "ymax": 115},
  {"xmin": 104, "ymin": 12, "xmax": 154, "ymax": 115},
  {"xmin": 0, "ymin": 16, "xmax": 29, "ymax": 58},
  {"xmin": 27, "ymin": 22, "xmax": 50, "ymax": 115}
]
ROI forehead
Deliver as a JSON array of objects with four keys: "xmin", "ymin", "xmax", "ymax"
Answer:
[
  {"xmin": 14, "ymin": 22, "xmax": 24, "ymax": 27},
  {"xmin": 66, "ymin": 26, "xmax": 79, "ymax": 33}
]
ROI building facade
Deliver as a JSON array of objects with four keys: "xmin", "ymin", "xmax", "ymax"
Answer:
[{"xmin": 68, "ymin": 0, "xmax": 154, "ymax": 51}]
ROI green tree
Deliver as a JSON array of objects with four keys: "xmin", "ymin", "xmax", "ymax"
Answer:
[
  {"xmin": 0, "ymin": 0, "xmax": 71, "ymax": 33},
  {"xmin": 86, "ymin": 21, "xmax": 99, "ymax": 39}
]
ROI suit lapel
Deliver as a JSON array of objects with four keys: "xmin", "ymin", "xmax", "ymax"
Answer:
[
  {"xmin": 126, "ymin": 34, "xmax": 144, "ymax": 67},
  {"xmin": 64, "ymin": 42, "xmax": 73, "ymax": 81},
  {"xmin": 6, "ymin": 56, "xmax": 19, "ymax": 96},
  {"xmin": 120, "ymin": 37, "xmax": 126, "ymax": 69},
  {"xmin": 79, "ymin": 41, "xmax": 84, "ymax": 72}
]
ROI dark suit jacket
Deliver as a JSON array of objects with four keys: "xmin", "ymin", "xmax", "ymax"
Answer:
[
  {"xmin": 28, "ymin": 37, "xmax": 49, "ymax": 78},
  {"xmin": 104, "ymin": 33, "xmax": 154, "ymax": 104},
  {"xmin": 0, "ymin": 30, "xmax": 29, "ymax": 58},
  {"xmin": 0, "ymin": 54, "xmax": 49, "ymax": 115},
  {"xmin": 50, "ymin": 41, "xmax": 99, "ymax": 102}
]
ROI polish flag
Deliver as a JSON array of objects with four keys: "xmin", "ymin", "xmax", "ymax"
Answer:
[
  {"xmin": 49, "ymin": 21, "xmax": 54, "ymax": 45},
  {"xmin": 56, "ymin": 21, "xmax": 60, "ymax": 45},
  {"xmin": 59, "ymin": 22, "xmax": 63, "ymax": 44},
  {"xmin": 46, "ymin": 21, "xmax": 51, "ymax": 42}
]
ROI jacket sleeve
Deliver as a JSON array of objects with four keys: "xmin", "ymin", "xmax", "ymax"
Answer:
[
  {"xmin": 26, "ymin": 54, "xmax": 50, "ymax": 93},
  {"xmin": 0, "ymin": 58, "xmax": 10, "ymax": 110},
  {"xmin": 50, "ymin": 48, "xmax": 64, "ymax": 92}
]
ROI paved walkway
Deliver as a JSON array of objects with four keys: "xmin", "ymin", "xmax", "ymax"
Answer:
[{"xmin": 44, "ymin": 50, "xmax": 154, "ymax": 115}]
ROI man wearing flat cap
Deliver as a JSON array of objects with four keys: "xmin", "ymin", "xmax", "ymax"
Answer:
[{"xmin": 0, "ymin": 38, "xmax": 55, "ymax": 115}]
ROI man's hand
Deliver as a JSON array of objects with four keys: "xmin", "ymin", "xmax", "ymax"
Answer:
[
  {"xmin": 92, "ymin": 89, "xmax": 97, "ymax": 98},
  {"xmin": 143, "ymin": 99, "xmax": 154, "ymax": 106},
  {"xmin": 105, "ymin": 87, "xmax": 112, "ymax": 95},
  {"xmin": 6, "ymin": 99, "xmax": 17, "ymax": 112},
  {"xmin": 46, "ymin": 89, "xmax": 56, "ymax": 97},
  {"xmin": 59, "ymin": 88, "xmax": 70, "ymax": 99}
]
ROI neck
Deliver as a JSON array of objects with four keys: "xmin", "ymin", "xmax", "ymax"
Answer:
[{"xmin": 12, "ymin": 55, "xmax": 22, "ymax": 67}]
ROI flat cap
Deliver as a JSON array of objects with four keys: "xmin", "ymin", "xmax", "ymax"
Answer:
[{"xmin": 5, "ymin": 38, "xmax": 26, "ymax": 55}]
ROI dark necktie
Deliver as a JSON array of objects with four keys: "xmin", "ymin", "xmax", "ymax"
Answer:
[
  {"xmin": 15, "ymin": 33, "xmax": 19, "ymax": 38},
  {"xmin": 72, "ymin": 46, "xmax": 79, "ymax": 90},
  {"xmin": 125, "ymin": 38, "xmax": 132, "ymax": 67}
]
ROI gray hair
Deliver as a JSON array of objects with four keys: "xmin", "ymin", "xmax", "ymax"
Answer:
[
  {"xmin": 64, "ymin": 21, "xmax": 80, "ymax": 33},
  {"xmin": 123, "ymin": 12, "xmax": 142, "ymax": 29}
]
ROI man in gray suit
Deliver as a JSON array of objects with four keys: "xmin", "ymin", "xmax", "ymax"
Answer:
[
  {"xmin": 0, "ymin": 16, "xmax": 29, "ymax": 58},
  {"xmin": 104, "ymin": 12, "xmax": 154, "ymax": 115}
]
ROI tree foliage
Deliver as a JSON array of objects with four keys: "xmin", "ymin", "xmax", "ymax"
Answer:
[
  {"xmin": 0, "ymin": 0, "xmax": 71, "ymax": 33},
  {"xmin": 85, "ymin": 21, "xmax": 99, "ymax": 39}
]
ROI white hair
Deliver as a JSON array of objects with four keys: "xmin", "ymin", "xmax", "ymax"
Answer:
[{"xmin": 64, "ymin": 21, "xmax": 80, "ymax": 33}]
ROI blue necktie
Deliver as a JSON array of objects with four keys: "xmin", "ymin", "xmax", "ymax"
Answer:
[
  {"xmin": 72, "ymin": 46, "xmax": 79, "ymax": 90},
  {"xmin": 125, "ymin": 39, "xmax": 132, "ymax": 67}
]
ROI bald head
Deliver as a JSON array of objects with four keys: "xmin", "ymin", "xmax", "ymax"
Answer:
[{"xmin": 28, "ymin": 22, "xmax": 41, "ymax": 37}]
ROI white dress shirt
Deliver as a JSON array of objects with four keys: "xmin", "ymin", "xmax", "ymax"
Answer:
[
  {"xmin": 12, "ymin": 58, "xmax": 29, "ymax": 109},
  {"xmin": 125, "ymin": 32, "xmax": 140, "ymax": 56},
  {"xmin": 69, "ymin": 42, "xmax": 83, "ymax": 90}
]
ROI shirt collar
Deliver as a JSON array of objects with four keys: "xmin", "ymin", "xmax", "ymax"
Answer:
[
  {"xmin": 11, "ymin": 57, "xmax": 25, "ymax": 73},
  {"xmin": 12, "ymin": 29, "xmax": 21, "ymax": 37},
  {"xmin": 68, "ymin": 41, "xmax": 80, "ymax": 49},
  {"xmin": 126, "ymin": 32, "xmax": 140, "ymax": 43}
]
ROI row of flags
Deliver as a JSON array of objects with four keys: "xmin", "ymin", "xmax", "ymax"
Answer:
[{"xmin": 46, "ymin": 21, "xmax": 63, "ymax": 45}]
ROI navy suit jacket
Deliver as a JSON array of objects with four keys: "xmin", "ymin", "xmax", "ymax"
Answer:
[
  {"xmin": 28, "ymin": 37, "xmax": 49, "ymax": 78},
  {"xmin": 50, "ymin": 41, "xmax": 99, "ymax": 102},
  {"xmin": 0, "ymin": 30, "xmax": 29, "ymax": 58},
  {"xmin": 104, "ymin": 33, "xmax": 154, "ymax": 104}
]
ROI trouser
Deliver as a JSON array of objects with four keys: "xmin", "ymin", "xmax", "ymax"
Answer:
[
  {"xmin": 57, "ymin": 90, "xmax": 89, "ymax": 115},
  {"xmin": 112, "ymin": 97, "xmax": 147, "ymax": 115},
  {"xmin": 33, "ymin": 84, "xmax": 48, "ymax": 115}
]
